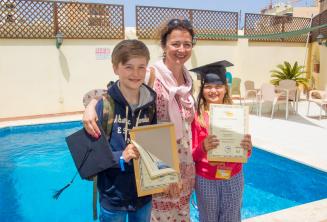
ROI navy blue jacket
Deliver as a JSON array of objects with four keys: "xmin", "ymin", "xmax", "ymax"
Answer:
[{"xmin": 95, "ymin": 81, "xmax": 157, "ymax": 211}]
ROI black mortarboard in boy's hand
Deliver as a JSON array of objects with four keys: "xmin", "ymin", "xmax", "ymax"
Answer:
[
  {"xmin": 190, "ymin": 60, "xmax": 234, "ymax": 85},
  {"xmin": 53, "ymin": 122, "xmax": 116, "ymax": 199}
]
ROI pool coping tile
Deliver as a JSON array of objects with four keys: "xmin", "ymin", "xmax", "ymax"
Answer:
[{"xmin": 243, "ymin": 198, "xmax": 327, "ymax": 222}]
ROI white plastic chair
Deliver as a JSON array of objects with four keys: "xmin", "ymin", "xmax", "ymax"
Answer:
[
  {"xmin": 307, "ymin": 86, "xmax": 327, "ymax": 120},
  {"xmin": 259, "ymin": 83, "xmax": 290, "ymax": 119},
  {"xmin": 231, "ymin": 77, "xmax": 242, "ymax": 104},
  {"xmin": 244, "ymin": 80, "xmax": 259, "ymax": 114},
  {"xmin": 276, "ymin": 80, "xmax": 298, "ymax": 113}
]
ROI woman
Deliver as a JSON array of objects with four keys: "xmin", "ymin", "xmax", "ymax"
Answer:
[
  {"xmin": 191, "ymin": 63, "xmax": 252, "ymax": 222},
  {"xmin": 83, "ymin": 18, "xmax": 196, "ymax": 222}
]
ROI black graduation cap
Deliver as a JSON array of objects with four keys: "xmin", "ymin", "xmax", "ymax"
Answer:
[
  {"xmin": 190, "ymin": 60, "xmax": 234, "ymax": 85},
  {"xmin": 53, "ymin": 122, "xmax": 116, "ymax": 199}
]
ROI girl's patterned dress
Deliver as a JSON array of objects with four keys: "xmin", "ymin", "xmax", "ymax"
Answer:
[{"xmin": 151, "ymin": 78, "xmax": 195, "ymax": 222}]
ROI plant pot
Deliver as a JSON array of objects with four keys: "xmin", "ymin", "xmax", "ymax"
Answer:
[{"xmin": 313, "ymin": 63, "xmax": 320, "ymax": 73}]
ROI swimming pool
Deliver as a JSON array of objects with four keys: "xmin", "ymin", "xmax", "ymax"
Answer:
[{"xmin": 1, "ymin": 121, "xmax": 327, "ymax": 222}]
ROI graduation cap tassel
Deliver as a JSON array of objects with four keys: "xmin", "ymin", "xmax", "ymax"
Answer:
[
  {"xmin": 52, "ymin": 148, "xmax": 92, "ymax": 199},
  {"xmin": 52, "ymin": 172, "xmax": 78, "ymax": 199}
]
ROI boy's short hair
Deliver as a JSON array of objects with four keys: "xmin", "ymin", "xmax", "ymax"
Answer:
[{"xmin": 111, "ymin": 39, "xmax": 150, "ymax": 68}]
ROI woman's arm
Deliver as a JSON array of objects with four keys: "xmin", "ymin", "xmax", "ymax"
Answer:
[
  {"xmin": 82, "ymin": 88, "xmax": 108, "ymax": 138},
  {"xmin": 83, "ymin": 98, "xmax": 101, "ymax": 138}
]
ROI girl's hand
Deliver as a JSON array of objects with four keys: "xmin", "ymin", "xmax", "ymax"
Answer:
[
  {"xmin": 122, "ymin": 144, "xmax": 140, "ymax": 162},
  {"xmin": 240, "ymin": 134, "xmax": 252, "ymax": 152},
  {"xmin": 203, "ymin": 135, "xmax": 220, "ymax": 152},
  {"xmin": 82, "ymin": 99, "xmax": 101, "ymax": 138},
  {"xmin": 164, "ymin": 183, "xmax": 181, "ymax": 197}
]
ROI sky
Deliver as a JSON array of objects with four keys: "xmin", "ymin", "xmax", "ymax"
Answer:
[{"xmin": 73, "ymin": 0, "xmax": 317, "ymax": 26}]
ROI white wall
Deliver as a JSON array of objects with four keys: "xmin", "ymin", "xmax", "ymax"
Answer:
[
  {"xmin": 0, "ymin": 39, "xmax": 120, "ymax": 117},
  {"xmin": 0, "ymin": 28, "xmax": 309, "ymax": 118}
]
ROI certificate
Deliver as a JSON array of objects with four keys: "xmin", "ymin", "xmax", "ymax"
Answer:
[
  {"xmin": 208, "ymin": 104, "xmax": 249, "ymax": 163},
  {"xmin": 129, "ymin": 123, "xmax": 180, "ymax": 197}
]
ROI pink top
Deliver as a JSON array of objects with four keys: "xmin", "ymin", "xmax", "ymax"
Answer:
[{"xmin": 191, "ymin": 111, "xmax": 251, "ymax": 180}]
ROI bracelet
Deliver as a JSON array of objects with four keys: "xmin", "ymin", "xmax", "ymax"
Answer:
[{"xmin": 119, "ymin": 156, "xmax": 125, "ymax": 172}]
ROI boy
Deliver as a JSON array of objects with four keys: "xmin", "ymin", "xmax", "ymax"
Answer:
[{"xmin": 95, "ymin": 40, "xmax": 157, "ymax": 222}]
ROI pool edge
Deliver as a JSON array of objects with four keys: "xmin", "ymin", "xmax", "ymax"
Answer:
[
  {"xmin": 0, "ymin": 114, "xmax": 82, "ymax": 129},
  {"xmin": 243, "ymin": 198, "xmax": 327, "ymax": 222}
]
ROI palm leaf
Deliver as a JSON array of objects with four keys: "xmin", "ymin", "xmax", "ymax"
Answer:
[{"xmin": 270, "ymin": 61, "xmax": 308, "ymax": 86}]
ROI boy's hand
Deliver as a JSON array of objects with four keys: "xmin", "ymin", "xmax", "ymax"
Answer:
[
  {"xmin": 122, "ymin": 144, "xmax": 140, "ymax": 162},
  {"xmin": 83, "ymin": 99, "xmax": 101, "ymax": 138},
  {"xmin": 203, "ymin": 135, "xmax": 219, "ymax": 152},
  {"xmin": 240, "ymin": 134, "xmax": 252, "ymax": 151}
]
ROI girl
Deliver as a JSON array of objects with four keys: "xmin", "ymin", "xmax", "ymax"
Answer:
[{"xmin": 191, "ymin": 63, "xmax": 253, "ymax": 222}]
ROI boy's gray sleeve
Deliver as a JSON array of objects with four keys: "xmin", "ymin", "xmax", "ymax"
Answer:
[{"xmin": 83, "ymin": 89, "xmax": 107, "ymax": 107}]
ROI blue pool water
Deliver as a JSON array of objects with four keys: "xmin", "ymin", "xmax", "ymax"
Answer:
[{"xmin": 1, "ymin": 121, "xmax": 327, "ymax": 222}]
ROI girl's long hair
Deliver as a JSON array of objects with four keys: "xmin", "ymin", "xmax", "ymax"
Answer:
[{"xmin": 196, "ymin": 81, "xmax": 233, "ymax": 127}]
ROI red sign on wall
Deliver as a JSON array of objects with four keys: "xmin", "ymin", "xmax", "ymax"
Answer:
[{"xmin": 95, "ymin": 48, "xmax": 111, "ymax": 60}]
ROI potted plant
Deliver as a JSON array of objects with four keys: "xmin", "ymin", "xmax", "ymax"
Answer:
[{"xmin": 270, "ymin": 61, "xmax": 308, "ymax": 88}]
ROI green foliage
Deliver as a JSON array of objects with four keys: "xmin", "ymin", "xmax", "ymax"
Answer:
[{"xmin": 270, "ymin": 61, "xmax": 308, "ymax": 87}]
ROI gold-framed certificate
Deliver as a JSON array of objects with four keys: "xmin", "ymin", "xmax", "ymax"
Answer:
[
  {"xmin": 208, "ymin": 104, "xmax": 249, "ymax": 163},
  {"xmin": 129, "ymin": 123, "xmax": 180, "ymax": 197}
]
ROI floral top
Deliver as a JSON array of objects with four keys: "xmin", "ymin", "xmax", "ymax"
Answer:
[{"xmin": 151, "ymin": 75, "xmax": 195, "ymax": 222}]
